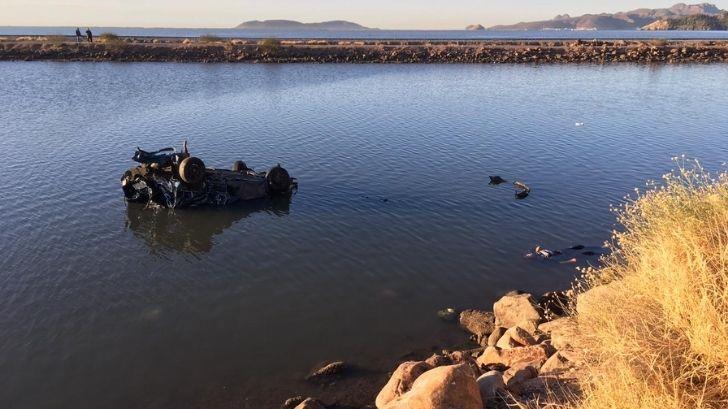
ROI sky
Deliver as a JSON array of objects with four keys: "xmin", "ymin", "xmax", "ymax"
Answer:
[{"xmin": 4, "ymin": 1, "xmax": 728, "ymax": 30}]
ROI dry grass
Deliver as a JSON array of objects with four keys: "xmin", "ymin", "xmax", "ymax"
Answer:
[
  {"xmin": 572, "ymin": 158, "xmax": 728, "ymax": 409},
  {"xmin": 46, "ymin": 35, "xmax": 68, "ymax": 45},
  {"xmin": 99, "ymin": 32, "xmax": 121, "ymax": 42},
  {"xmin": 199, "ymin": 34, "xmax": 224, "ymax": 43}
]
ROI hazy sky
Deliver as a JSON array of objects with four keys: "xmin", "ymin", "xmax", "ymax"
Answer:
[{"xmin": 4, "ymin": 1, "xmax": 728, "ymax": 29}]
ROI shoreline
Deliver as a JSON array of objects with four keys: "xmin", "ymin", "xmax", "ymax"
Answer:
[
  {"xmin": 287, "ymin": 288, "xmax": 584, "ymax": 409},
  {"xmin": 2, "ymin": 37, "xmax": 728, "ymax": 63}
]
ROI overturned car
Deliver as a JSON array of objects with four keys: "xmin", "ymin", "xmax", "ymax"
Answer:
[{"xmin": 121, "ymin": 142, "xmax": 296, "ymax": 208}]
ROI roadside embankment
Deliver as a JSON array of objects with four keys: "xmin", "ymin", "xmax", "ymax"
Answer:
[{"xmin": 2, "ymin": 36, "xmax": 728, "ymax": 63}]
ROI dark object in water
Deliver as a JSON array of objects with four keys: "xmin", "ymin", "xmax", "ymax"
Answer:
[
  {"xmin": 489, "ymin": 175, "xmax": 507, "ymax": 185},
  {"xmin": 514, "ymin": 181, "xmax": 531, "ymax": 199},
  {"xmin": 121, "ymin": 142, "xmax": 297, "ymax": 208},
  {"xmin": 526, "ymin": 246, "xmax": 562, "ymax": 259},
  {"xmin": 437, "ymin": 307, "xmax": 458, "ymax": 322},
  {"xmin": 525, "ymin": 244, "xmax": 609, "ymax": 263}
]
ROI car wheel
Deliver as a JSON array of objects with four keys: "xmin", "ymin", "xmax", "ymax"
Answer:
[{"xmin": 179, "ymin": 157, "xmax": 206, "ymax": 185}]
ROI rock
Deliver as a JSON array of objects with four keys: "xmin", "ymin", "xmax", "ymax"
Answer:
[
  {"xmin": 540, "ymin": 351, "xmax": 574, "ymax": 374},
  {"xmin": 503, "ymin": 363, "xmax": 539, "ymax": 394},
  {"xmin": 476, "ymin": 345, "xmax": 550, "ymax": 369},
  {"xmin": 487, "ymin": 326, "xmax": 507, "ymax": 347},
  {"xmin": 306, "ymin": 361, "xmax": 347, "ymax": 381},
  {"xmin": 458, "ymin": 309, "xmax": 495, "ymax": 343},
  {"xmin": 283, "ymin": 396, "xmax": 305, "ymax": 408},
  {"xmin": 495, "ymin": 332, "xmax": 518, "ymax": 349},
  {"xmin": 476, "ymin": 370, "xmax": 505, "ymax": 401},
  {"xmin": 424, "ymin": 353, "xmax": 452, "ymax": 368},
  {"xmin": 538, "ymin": 317, "xmax": 577, "ymax": 351},
  {"xmin": 506, "ymin": 326, "xmax": 537, "ymax": 346},
  {"xmin": 182, "ymin": 39, "xmax": 193, "ymax": 44},
  {"xmin": 294, "ymin": 398, "xmax": 326, "ymax": 409},
  {"xmin": 381, "ymin": 364, "xmax": 482, "ymax": 409},
  {"xmin": 493, "ymin": 292, "xmax": 542, "ymax": 328},
  {"xmin": 516, "ymin": 376, "xmax": 550, "ymax": 397},
  {"xmin": 375, "ymin": 361, "xmax": 432, "ymax": 407}
]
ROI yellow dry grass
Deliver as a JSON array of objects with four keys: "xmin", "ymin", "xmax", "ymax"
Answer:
[{"xmin": 572, "ymin": 158, "xmax": 728, "ymax": 409}]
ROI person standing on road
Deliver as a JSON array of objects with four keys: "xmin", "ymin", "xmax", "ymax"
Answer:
[
  {"xmin": 85, "ymin": 28, "xmax": 93, "ymax": 43},
  {"xmin": 75, "ymin": 28, "xmax": 82, "ymax": 44}
]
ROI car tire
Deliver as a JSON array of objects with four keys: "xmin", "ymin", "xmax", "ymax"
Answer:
[
  {"xmin": 232, "ymin": 160, "xmax": 248, "ymax": 172},
  {"xmin": 266, "ymin": 164, "xmax": 291, "ymax": 194},
  {"xmin": 179, "ymin": 157, "xmax": 206, "ymax": 185}
]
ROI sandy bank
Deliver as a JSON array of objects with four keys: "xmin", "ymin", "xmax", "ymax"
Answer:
[{"xmin": 1, "ymin": 36, "xmax": 728, "ymax": 63}]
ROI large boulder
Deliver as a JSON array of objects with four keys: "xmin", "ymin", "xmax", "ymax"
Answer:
[
  {"xmin": 459, "ymin": 309, "xmax": 496, "ymax": 343},
  {"xmin": 505, "ymin": 326, "xmax": 537, "ymax": 346},
  {"xmin": 493, "ymin": 292, "xmax": 542, "ymax": 328},
  {"xmin": 476, "ymin": 370, "xmax": 505, "ymax": 401},
  {"xmin": 540, "ymin": 351, "xmax": 575, "ymax": 374},
  {"xmin": 538, "ymin": 317, "xmax": 577, "ymax": 351},
  {"xmin": 477, "ymin": 345, "xmax": 550, "ymax": 369},
  {"xmin": 382, "ymin": 364, "xmax": 483, "ymax": 409},
  {"xmin": 503, "ymin": 362, "xmax": 539, "ymax": 394},
  {"xmin": 375, "ymin": 361, "xmax": 432, "ymax": 408}
]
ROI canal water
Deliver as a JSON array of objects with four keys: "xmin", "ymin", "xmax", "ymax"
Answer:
[{"xmin": 1, "ymin": 62, "xmax": 727, "ymax": 408}]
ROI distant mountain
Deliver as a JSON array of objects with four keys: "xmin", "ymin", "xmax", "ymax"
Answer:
[
  {"xmin": 466, "ymin": 24, "xmax": 486, "ymax": 31},
  {"xmin": 488, "ymin": 3, "xmax": 725, "ymax": 30},
  {"xmin": 236, "ymin": 20, "xmax": 372, "ymax": 30},
  {"xmin": 643, "ymin": 11, "xmax": 728, "ymax": 30}
]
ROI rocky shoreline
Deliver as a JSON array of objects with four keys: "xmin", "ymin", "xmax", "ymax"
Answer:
[
  {"xmin": 287, "ymin": 288, "xmax": 594, "ymax": 409},
  {"xmin": 2, "ymin": 37, "xmax": 728, "ymax": 63}
]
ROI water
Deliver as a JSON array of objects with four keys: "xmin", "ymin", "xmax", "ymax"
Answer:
[
  {"xmin": 4, "ymin": 26, "xmax": 728, "ymax": 40},
  {"xmin": 1, "ymin": 62, "xmax": 727, "ymax": 409}
]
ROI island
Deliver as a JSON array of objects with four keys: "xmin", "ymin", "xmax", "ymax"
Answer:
[{"xmin": 235, "ymin": 20, "xmax": 372, "ymax": 30}]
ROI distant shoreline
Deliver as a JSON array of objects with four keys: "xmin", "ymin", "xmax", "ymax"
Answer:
[{"xmin": 2, "ymin": 36, "xmax": 728, "ymax": 64}]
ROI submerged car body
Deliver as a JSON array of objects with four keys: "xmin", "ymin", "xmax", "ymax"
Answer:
[{"xmin": 121, "ymin": 144, "xmax": 296, "ymax": 208}]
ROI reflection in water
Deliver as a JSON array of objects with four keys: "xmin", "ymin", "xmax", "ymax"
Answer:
[{"xmin": 124, "ymin": 197, "xmax": 291, "ymax": 254}]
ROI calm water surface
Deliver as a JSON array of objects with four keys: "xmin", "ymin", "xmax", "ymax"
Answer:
[{"xmin": 1, "ymin": 62, "xmax": 727, "ymax": 409}]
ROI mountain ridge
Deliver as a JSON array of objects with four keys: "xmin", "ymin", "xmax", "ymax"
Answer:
[{"xmin": 488, "ymin": 3, "xmax": 725, "ymax": 30}]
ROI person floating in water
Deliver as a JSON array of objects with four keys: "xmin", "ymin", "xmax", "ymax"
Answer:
[
  {"xmin": 85, "ymin": 28, "xmax": 93, "ymax": 43},
  {"xmin": 75, "ymin": 28, "xmax": 82, "ymax": 44}
]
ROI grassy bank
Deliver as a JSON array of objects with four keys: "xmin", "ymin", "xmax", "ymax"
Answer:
[{"xmin": 573, "ymin": 159, "xmax": 728, "ymax": 408}]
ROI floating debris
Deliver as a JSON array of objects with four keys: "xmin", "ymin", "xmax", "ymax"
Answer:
[
  {"xmin": 437, "ymin": 308, "xmax": 458, "ymax": 322},
  {"xmin": 513, "ymin": 181, "xmax": 531, "ymax": 199}
]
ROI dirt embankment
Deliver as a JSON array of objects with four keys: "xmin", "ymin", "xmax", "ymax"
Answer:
[{"xmin": 2, "ymin": 36, "xmax": 728, "ymax": 63}]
